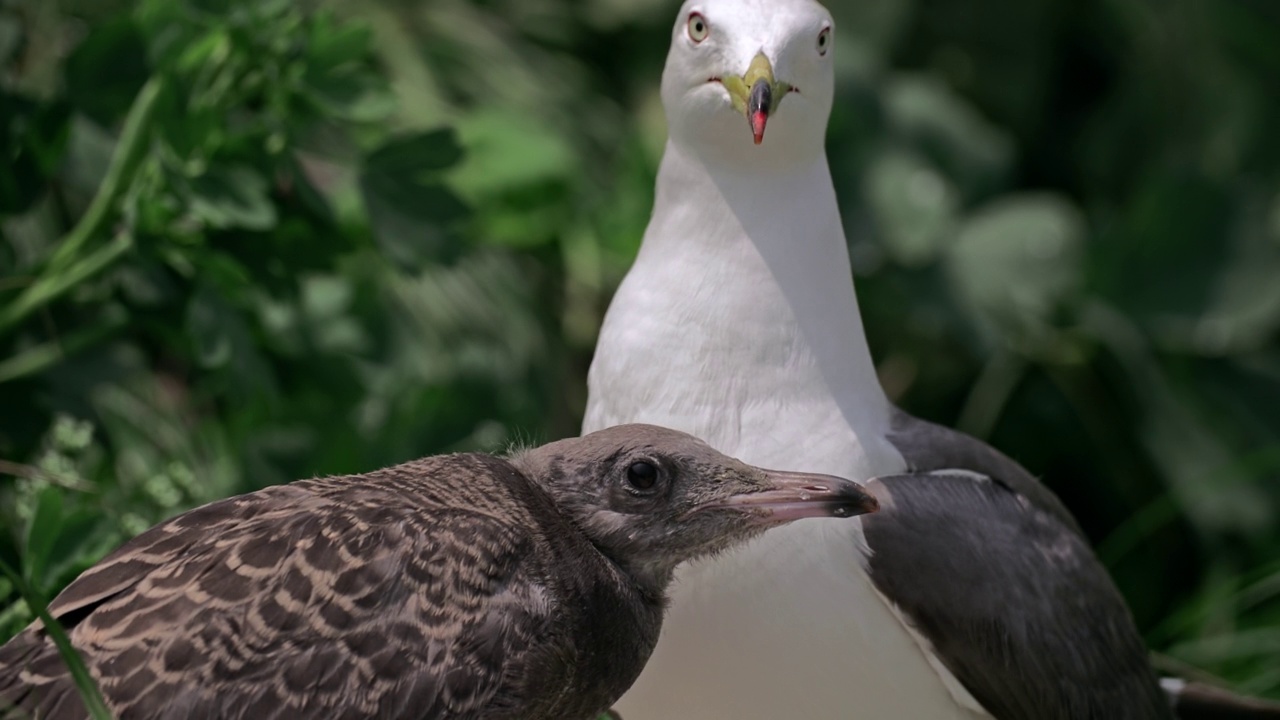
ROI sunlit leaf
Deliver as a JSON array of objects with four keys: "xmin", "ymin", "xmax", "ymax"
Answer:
[
  {"xmin": 945, "ymin": 193, "xmax": 1086, "ymax": 342},
  {"xmin": 866, "ymin": 147, "xmax": 959, "ymax": 265}
]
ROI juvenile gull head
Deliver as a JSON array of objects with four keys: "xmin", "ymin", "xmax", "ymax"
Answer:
[
  {"xmin": 0, "ymin": 423, "xmax": 874, "ymax": 720},
  {"xmin": 513, "ymin": 423, "xmax": 878, "ymax": 595}
]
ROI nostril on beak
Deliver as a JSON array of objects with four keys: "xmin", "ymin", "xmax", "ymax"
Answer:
[{"xmin": 747, "ymin": 78, "xmax": 772, "ymax": 117}]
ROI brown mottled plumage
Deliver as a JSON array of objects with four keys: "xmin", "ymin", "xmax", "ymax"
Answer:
[{"xmin": 0, "ymin": 424, "xmax": 877, "ymax": 720}]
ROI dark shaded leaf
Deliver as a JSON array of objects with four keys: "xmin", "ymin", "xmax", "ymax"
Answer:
[
  {"xmin": 64, "ymin": 17, "xmax": 150, "ymax": 127},
  {"xmin": 365, "ymin": 129, "xmax": 465, "ymax": 176},
  {"xmin": 0, "ymin": 93, "xmax": 72, "ymax": 215},
  {"xmin": 186, "ymin": 286, "xmax": 235, "ymax": 369},
  {"xmin": 359, "ymin": 137, "xmax": 470, "ymax": 269},
  {"xmin": 188, "ymin": 165, "xmax": 277, "ymax": 231}
]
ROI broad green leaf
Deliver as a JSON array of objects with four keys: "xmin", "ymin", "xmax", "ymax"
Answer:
[
  {"xmin": 187, "ymin": 165, "xmax": 277, "ymax": 231},
  {"xmin": 0, "ymin": 94, "xmax": 72, "ymax": 215},
  {"xmin": 0, "ymin": 15, "xmax": 19, "ymax": 66},
  {"xmin": 1098, "ymin": 176, "xmax": 1280, "ymax": 354},
  {"xmin": 365, "ymin": 129, "xmax": 465, "ymax": 177},
  {"xmin": 359, "ymin": 138, "xmax": 470, "ymax": 269},
  {"xmin": 64, "ymin": 17, "xmax": 150, "ymax": 127},
  {"xmin": 186, "ymin": 287, "xmax": 235, "ymax": 369},
  {"xmin": 945, "ymin": 193, "xmax": 1086, "ymax": 342},
  {"xmin": 43, "ymin": 509, "xmax": 106, "ymax": 590},
  {"xmin": 0, "ymin": 93, "xmax": 38, "ymax": 215},
  {"xmin": 450, "ymin": 110, "xmax": 575, "ymax": 196},
  {"xmin": 24, "ymin": 485, "xmax": 63, "ymax": 587},
  {"xmin": 866, "ymin": 147, "xmax": 959, "ymax": 266},
  {"xmin": 360, "ymin": 176, "xmax": 469, "ymax": 268},
  {"xmin": 306, "ymin": 13, "xmax": 375, "ymax": 71},
  {"xmin": 303, "ymin": 68, "xmax": 397, "ymax": 123},
  {"xmin": 175, "ymin": 29, "xmax": 231, "ymax": 75},
  {"xmin": 881, "ymin": 73, "xmax": 1015, "ymax": 198},
  {"xmin": 448, "ymin": 110, "xmax": 575, "ymax": 247}
]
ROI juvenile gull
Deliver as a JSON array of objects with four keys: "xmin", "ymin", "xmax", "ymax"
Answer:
[
  {"xmin": 585, "ymin": 0, "xmax": 1280, "ymax": 718},
  {"xmin": 0, "ymin": 423, "xmax": 877, "ymax": 720}
]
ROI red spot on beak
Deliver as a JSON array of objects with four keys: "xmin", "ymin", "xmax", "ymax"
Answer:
[{"xmin": 751, "ymin": 110, "xmax": 768, "ymax": 145}]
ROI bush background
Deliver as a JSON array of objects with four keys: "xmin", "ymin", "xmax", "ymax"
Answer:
[{"xmin": 2, "ymin": 0, "xmax": 1279, "ymax": 698}]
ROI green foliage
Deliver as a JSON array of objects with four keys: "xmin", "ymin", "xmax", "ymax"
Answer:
[
  {"xmin": 0, "ymin": 0, "xmax": 558, "ymax": 642},
  {"xmin": 1, "ymin": 0, "xmax": 1278, "ymax": 704}
]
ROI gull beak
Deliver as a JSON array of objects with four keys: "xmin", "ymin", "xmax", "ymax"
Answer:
[
  {"xmin": 721, "ymin": 53, "xmax": 792, "ymax": 145},
  {"xmin": 704, "ymin": 469, "xmax": 879, "ymax": 524}
]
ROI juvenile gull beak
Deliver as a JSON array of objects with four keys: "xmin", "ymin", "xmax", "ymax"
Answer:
[
  {"xmin": 720, "ymin": 53, "xmax": 793, "ymax": 145},
  {"xmin": 704, "ymin": 470, "xmax": 878, "ymax": 523}
]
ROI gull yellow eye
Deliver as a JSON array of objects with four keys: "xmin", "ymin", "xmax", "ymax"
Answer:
[
  {"xmin": 687, "ymin": 12, "xmax": 710, "ymax": 43},
  {"xmin": 817, "ymin": 27, "xmax": 831, "ymax": 56}
]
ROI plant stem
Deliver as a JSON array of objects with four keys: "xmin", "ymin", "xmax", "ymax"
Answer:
[
  {"xmin": 0, "ymin": 76, "xmax": 162, "ymax": 339},
  {"xmin": 47, "ymin": 77, "xmax": 163, "ymax": 271},
  {"xmin": 0, "ymin": 309, "xmax": 128, "ymax": 384},
  {"xmin": 955, "ymin": 348, "xmax": 1026, "ymax": 440},
  {"xmin": 0, "ymin": 232, "xmax": 134, "ymax": 335},
  {"xmin": 0, "ymin": 558, "xmax": 113, "ymax": 720}
]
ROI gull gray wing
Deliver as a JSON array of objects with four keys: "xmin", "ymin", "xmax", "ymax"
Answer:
[
  {"xmin": 0, "ymin": 455, "xmax": 558, "ymax": 720},
  {"xmin": 862, "ymin": 412, "xmax": 1171, "ymax": 720}
]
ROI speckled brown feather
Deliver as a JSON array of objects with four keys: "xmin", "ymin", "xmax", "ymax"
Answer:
[{"xmin": 0, "ymin": 454, "xmax": 659, "ymax": 720}]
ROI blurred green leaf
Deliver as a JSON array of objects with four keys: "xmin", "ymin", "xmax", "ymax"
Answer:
[
  {"xmin": 945, "ymin": 193, "xmax": 1086, "ymax": 342},
  {"xmin": 365, "ymin": 129, "xmax": 464, "ymax": 176},
  {"xmin": 866, "ymin": 147, "xmax": 959, "ymax": 265},
  {"xmin": 64, "ymin": 16, "xmax": 150, "ymax": 127},
  {"xmin": 881, "ymin": 73, "xmax": 1015, "ymax": 199},
  {"xmin": 359, "ymin": 132, "xmax": 470, "ymax": 268},
  {"xmin": 0, "ymin": 14, "xmax": 20, "ymax": 66},
  {"xmin": 0, "ymin": 93, "xmax": 72, "ymax": 215},
  {"xmin": 451, "ymin": 110, "xmax": 576, "ymax": 195},
  {"xmin": 307, "ymin": 14, "xmax": 375, "ymax": 71},
  {"xmin": 24, "ymin": 485, "xmax": 63, "ymax": 587},
  {"xmin": 186, "ymin": 298, "xmax": 232, "ymax": 368},
  {"xmin": 187, "ymin": 165, "xmax": 278, "ymax": 231},
  {"xmin": 449, "ymin": 110, "xmax": 576, "ymax": 247}
]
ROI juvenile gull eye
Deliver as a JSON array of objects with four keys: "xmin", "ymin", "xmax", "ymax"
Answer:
[
  {"xmin": 687, "ymin": 12, "xmax": 709, "ymax": 43},
  {"xmin": 627, "ymin": 461, "xmax": 659, "ymax": 490}
]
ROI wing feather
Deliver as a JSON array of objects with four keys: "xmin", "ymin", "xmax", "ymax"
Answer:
[
  {"xmin": 0, "ymin": 457, "xmax": 557, "ymax": 720},
  {"xmin": 868, "ymin": 414, "xmax": 1171, "ymax": 720}
]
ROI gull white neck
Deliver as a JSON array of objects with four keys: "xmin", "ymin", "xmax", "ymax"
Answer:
[
  {"xmin": 587, "ymin": 139, "xmax": 893, "ymax": 474},
  {"xmin": 587, "ymin": 140, "xmax": 980, "ymax": 719}
]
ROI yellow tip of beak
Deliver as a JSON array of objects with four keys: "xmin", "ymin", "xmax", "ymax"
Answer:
[{"xmin": 743, "ymin": 52, "xmax": 775, "ymax": 88}]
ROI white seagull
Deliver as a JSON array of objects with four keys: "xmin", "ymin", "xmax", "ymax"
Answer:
[{"xmin": 584, "ymin": 0, "xmax": 1280, "ymax": 718}]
